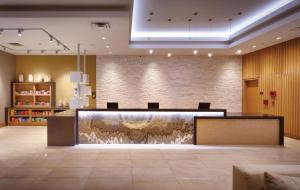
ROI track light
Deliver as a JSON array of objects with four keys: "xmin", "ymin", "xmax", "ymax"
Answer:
[
  {"xmin": 41, "ymin": 50, "xmax": 45, "ymax": 54},
  {"xmin": 149, "ymin": 49, "xmax": 153, "ymax": 54},
  {"xmin": 18, "ymin": 29, "xmax": 23, "ymax": 37},
  {"xmin": 3, "ymin": 47, "xmax": 6, "ymax": 51},
  {"xmin": 27, "ymin": 50, "xmax": 30, "ymax": 54},
  {"xmin": 49, "ymin": 36, "xmax": 53, "ymax": 42},
  {"xmin": 0, "ymin": 29, "xmax": 3, "ymax": 35},
  {"xmin": 56, "ymin": 50, "xmax": 59, "ymax": 54},
  {"xmin": 57, "ymin": 42, "xmax": 60, "ymax": 48}
]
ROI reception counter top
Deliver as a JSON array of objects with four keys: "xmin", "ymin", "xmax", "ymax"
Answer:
[{"xmin": 76, "ymin": 108, "xmax": 227, "ymax": 144}]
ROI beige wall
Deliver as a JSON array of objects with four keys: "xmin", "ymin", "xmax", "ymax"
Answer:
[
  {"xmin": 96, "ymin": 55, "xmax": 242, "ymax": 112},
  {"xmin": 16, "ymin": 55, "xmax": 96, "ymax": 107},
  {"xmin": 0, "ymin": 51, "xmax": 16, "ymax": 125}
]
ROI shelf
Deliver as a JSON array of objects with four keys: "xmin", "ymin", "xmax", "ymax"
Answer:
[
  {"xmin": 10, "ymin": 115, "xmax": 30, "ymax": 117},
  {"xmin": 15, "ymin": 94, "xmax": 34, "ymax": 96},
  {"xmin": 12, "ymin": 82, "xmax": 55, "ymax": 108},
  {"xmin": 35, "ymin": 94, "xmax": 51, "ymax": 96}
]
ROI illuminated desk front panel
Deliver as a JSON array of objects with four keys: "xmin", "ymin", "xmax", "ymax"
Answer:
[{"xmin": 77, "ymin": 109, "xmax": 226, "ymax": 144}]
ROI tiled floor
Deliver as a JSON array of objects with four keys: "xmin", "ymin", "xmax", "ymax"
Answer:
[{"xmin": 0, "ymin": 126, "xmax": 300, "ymax": 190}]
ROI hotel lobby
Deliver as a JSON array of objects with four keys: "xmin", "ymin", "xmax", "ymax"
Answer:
[{"xmin": 0, "ymin": 0, "xmax": 300, "ymax": 190}]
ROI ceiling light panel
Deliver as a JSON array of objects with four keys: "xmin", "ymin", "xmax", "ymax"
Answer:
[{"xmin": 131, "ymin": 0, "xmax": 295, "ymax": 41}]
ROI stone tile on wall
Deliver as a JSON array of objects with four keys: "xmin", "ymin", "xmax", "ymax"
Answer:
[{"xmin": 96, "ymin": 55, "xmax": 242, "ymax": 112}]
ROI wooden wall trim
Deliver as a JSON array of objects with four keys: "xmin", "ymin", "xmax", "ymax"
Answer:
[{"xmin": 242, "ymin": 37, "xmax": 300, "ymax": 140}]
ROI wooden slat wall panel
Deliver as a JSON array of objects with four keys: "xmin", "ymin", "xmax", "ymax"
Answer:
[{"xmin": 243, "ymin": 37, "xmax": 300, "ymax": 139}]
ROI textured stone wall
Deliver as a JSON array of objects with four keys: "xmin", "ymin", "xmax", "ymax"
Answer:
[{"xmin": 96, "ymin": 55, "xmax": 242, "ymax": 112}]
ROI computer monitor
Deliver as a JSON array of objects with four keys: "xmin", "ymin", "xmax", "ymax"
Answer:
[
  {"xmin": 107, "ymin": 102, "xmax": 118, "ymax": 109},
  {"xmin": 198, "ymin": 102, "xmax": 211, "ymax": 110},
  {"xmin": 148, "ymin": 102, "xmax": 159, "ymax": 110}
]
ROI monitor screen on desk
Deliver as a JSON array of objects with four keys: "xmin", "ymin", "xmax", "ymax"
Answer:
[
  {"xmin": 198, "ymin": 102, "xmax": 211, "ymax": 110},
  {"xmin": 148, "ymin": 102, "xmax": 159, "ymax": 110},
  {"xmin": 107, "ymin": 102, "xmax": 118, "ymax": 109}
]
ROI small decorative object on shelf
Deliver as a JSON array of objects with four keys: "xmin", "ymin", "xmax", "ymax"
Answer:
[
  {"xmin": 28, "ymin": 74, "xmax": 34, "ymax": 82},
  {"xmin": 18, "ymin": 74, "xmax": 24, "ymax": 82}
]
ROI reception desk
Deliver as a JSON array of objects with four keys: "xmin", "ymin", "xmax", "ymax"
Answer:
[
  {"xmin": 47, "ymin": 109, "xmax": 284, "ymax": 146},
  {"xmin": 76, "ymin": 109, "xmax": 226, "ymax": 144}
]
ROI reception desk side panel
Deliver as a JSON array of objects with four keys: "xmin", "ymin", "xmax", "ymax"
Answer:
[{"xmin": 195, "ymin": 116, "xmax": 284, "ymax": 145}]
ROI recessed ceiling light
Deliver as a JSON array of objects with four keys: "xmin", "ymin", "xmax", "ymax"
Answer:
[
  {"xmin": 147, "ymin": 18, "xmax": 151, "ymax": 22},
  {"xmin": 237, "ymin": 12, "xmax": 242, "ymax": 15},
  {"xmin": 106, "ymin": 45, "xmax": 110, "ymax": 48},
  {"xmin": 167, "ymin": 53, "xmax": 171, "ymax": 57},
  {"xmin": 193, "ymin": 50, "xmax": 198, "ymax": 55},
  {"xmin": 208, "ymin": 18, "xmax": 213, "ymax": 22},
  {"xmin": 149, "ymin": 49, "xmax": 153, "ymax": 54},
  {"xmin": 276, "ymin": 36, "xmax": 281, "ymax": 40},
  {"xmin": 193, "ymin": 12, "xmax": 198, "ymax": 16},
  {"xmin": 252, "ymin": 45, "xmax": 256, "ymax": 48},
  {"xmin": 208, "ymin": 52, "xmax": 212, "ymax": 57},
  {"xmin": 102, "ymin": 37, "xmax": 107, "ymax": 40},
  {"xmin": 149, "ymin": 12, "xmax": 154, "ymax": 15},
  {"xmin": 188, "ymin": 19, "xmax": 192, "ymax": 22},
  {"xmin": 168, "ymin": 18, "xmax": 172, "ymax": 22},
  {"xmin": 236, "ymin": 49, "xmax": 242, "ymax": 54}
]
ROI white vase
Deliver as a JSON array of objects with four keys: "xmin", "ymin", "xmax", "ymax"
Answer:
[
  {"xmin": 18, "ymin": 74, "xmax": 24, "ymax": 82},
  {"xmin": 28, "ymin": 74, "xmax": 33, "ymax": 82}
]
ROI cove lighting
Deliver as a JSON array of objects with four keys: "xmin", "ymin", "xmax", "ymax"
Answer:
[{"xmin": 131, "ymin": 0, "xmax": 294, "ymax": 40}]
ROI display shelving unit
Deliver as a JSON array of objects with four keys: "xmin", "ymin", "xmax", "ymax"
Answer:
[{"xmin": 8, "ymin": 82, "xmax": 68, "ymax": 126}]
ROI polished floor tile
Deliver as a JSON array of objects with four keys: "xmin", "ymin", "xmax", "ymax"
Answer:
[{"xmin": 0, "ymin": 126, "xmax": 300, "ymax": 190}]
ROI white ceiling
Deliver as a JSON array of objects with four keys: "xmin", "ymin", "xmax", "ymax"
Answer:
[
  {"xmin": 0, "ymin": 0, "xmax": 299, "ymax": 55},
  {"xmin": 131, "ymin": 0, "xmax": 294, "ymax": 41}
]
